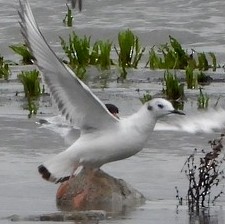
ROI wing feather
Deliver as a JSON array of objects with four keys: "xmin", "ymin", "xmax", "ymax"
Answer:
[{"xmin": 18, "ymin": 0, "xmax": 119, "ymax": 131}]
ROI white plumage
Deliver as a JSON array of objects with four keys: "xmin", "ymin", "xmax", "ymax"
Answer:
[{"xmin": 18, "ymin": 0, "xmax": 184, "ymax": 183}]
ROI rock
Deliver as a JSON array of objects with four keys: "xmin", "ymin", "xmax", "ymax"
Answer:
[{"xmin": 56, "ymin": 169, "xmax": 145, "ymax": 213}]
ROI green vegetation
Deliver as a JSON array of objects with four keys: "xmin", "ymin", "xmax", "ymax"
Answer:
[
  {"xmin": 63, "ymin": 4, "xmax": 73, "ymax": 27},
  {"xmin": 186, "ymin": 68, "xmax": 212, "ymax": 89},
  {"xmin": 209, "ymin": 52, "xmax": 217, "ymax": 72},
  {"xmin": 4, "ymin": 30, "xmax": 220, "ymax": 116},
  {"xmin": 179, "ymin": 134, "xmax": 225, "ymax": 213},
  {"xmin": 60, "ymin": 32, "xmax": 113, "ymax": 79},
  {"xmin": 60, "ymin": 29, "xmax": 145, "ymax": 80},
  {"xmin": 0, "ymin": 56, "xmax": 11, "ymax": 80},
  {"xmin": 89, "ymin": 40, "xmax": 113, "ymax": 70},
  {"xmin": 185, "ymin": 66, "xmax": 198, "ymax": 89},
  {"xmin": 92, "ymin": 40, "xmax": 112, "ymax": 70},
  {"xmin": 148, "ymin": 36, "xmax": 189, "ymax": 70},
  {"xmin": 114, "ymin": 29, "xmax": 145, "ymax": 79},
  {"xmin": 58, "ymin": 31, "xmax": 218, "ymax": 87},
  {"xmin": 18, "ymin": 70, "xmax": 41, "ymax": 97},
  {"xmin": 196, "ymin": 52, "xmax": 217, "ymax": 71},
  {"xmin": 197, "ymin": 52, "xmax": 208, "ymax": 71},
  {"xmin": 9, "ymin": 43, "xmax": 34, "ymax": 64},
  {"xmin": 18, "ymin": 69, "xmax": 42, "ymax": 117},
  {"xmin": 147, "ymin": 36, "xmax": 217, "ymax": 71},
  {"xmin": 115, "ymin": 29, "xmax": 145, "ymax": 68},
  {"xmin": 163, "ymin": 70, "xmax": 184, "ymax": 101},
  {"xmin": 60, "ymin": 32, "xmax": 91, "ymax": 78},
  {"xmin": 60, "ymin": 32, "xmax": 91, "ymax": 68},
  {"xmin": 197, "ymin": 88, "xmax": 209, "ymax": 109},
  {"xmin": 139, "ymin": 91, "xmax": 152, "ymax": 104}
]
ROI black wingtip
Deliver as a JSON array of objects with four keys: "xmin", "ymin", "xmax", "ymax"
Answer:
[
  {"xmin": 56, "ymin": 176, "xmax": 70, "ymax": 183},
  {"xmin": 38, "ymin": 165, "xmax": 51, "ymax": 180}
]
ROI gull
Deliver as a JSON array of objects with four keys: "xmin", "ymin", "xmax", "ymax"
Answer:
[{"xmin": 18, "ymin": 0, "xmax": 184, "ymax": 184}]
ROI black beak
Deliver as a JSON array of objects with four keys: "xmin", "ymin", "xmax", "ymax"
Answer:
[{"xmin": 170, "ymin": 110, "xmax": 185, "ymax": 115}]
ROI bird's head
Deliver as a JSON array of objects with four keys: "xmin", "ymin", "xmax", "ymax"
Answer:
[{"xmin": 146, "ymin": 98, "xmax": 185, "ymax": 118}]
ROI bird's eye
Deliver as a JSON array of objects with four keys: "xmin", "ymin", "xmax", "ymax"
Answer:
[{"xmin": 158, "ymin": 104, "xmax": 164, "ymax": 109}]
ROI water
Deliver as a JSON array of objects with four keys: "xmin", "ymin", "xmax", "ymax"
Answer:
[{"xmin": 1, "ymin": 0, "xmax": 225, "ymax": 223}]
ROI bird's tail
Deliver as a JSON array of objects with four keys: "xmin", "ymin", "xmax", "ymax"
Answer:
[{"xmin": 38, "ymin": 151, "xmax": 77, "ymax": 183}]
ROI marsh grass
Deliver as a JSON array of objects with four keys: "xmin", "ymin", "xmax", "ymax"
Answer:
[
  {"xmin": 185, "ymin": 66, "xmax": 198, "ymax": 89},
  {"xmin": 60, "ymin": 32, "xmax": 91, "ymax": 78},
  {"xmin": 163, "ymin": 70, "xmax": 184, "ymax": 101},
  {"xmin": 197, "ymin": 88, "xmax": 209, "ymax": 109},
  {"xmin": 9, "ymin": 43, "xmax": 34, "ymax": 64},
  {"xmin": 197, "ymin": 52, "xmax": 209, "ymax": 71},
  {"xmin": 148, "ymin": 36, "xmax": 188, "ymax": 70},
  {"xmin": 59, "ymin": 32, "xmax": 218, "ymax": 82},
  {"xmin": 114, "ymin": 29, "xmax": 145, "ymax": 75},
  {"xmin": 96, "ymin": 40, "xmax": 112, "ymax": 70},
  {"xmin": 60, "ymin": 33, "xmax": 113, "ymax": 78},
  {"xmin": 63, "ymin": 4, "xmax": 73, "ymax": 27},
  {"xmin": 148, "ymin": 47, "xmax": 163, "ymax": 69},
  {"xmin": 18, "ymin": 70, "xmax": 41, "ymax": 97},
  {"xmin": 139, "ymin": 91, "xmax": 152, "ymax": 104},
  {"xmin": 196, "ymin": 52, "xmax": 217, "ymax": 71},
  {"xmin": 168, "ymin": 35, "xmax": 189, "ymax": 69},
  {"xmin": 180, "ymin": 134, "xmax": 225, "ymax": 213},
  {"xmin": 60, "ymin": 32, "xmax": 91, "ymax": 68},
  {"xmin": 18, "ymin": 69, "xmax": 42, "ymax": 117},
  {"xmin": 90, "ymin": 40, "xmax": 112, "ymax": 70},
  {"xmin": 148, "ymin": 36, "xmax": 217, "ymax": 72},
  {"xmin": 0, "ymin": 56, "xmax": 11, "ymax": 80},
  {"xmin": 209, "ymin": 52, "xmax": 217, "ymax": 72}
]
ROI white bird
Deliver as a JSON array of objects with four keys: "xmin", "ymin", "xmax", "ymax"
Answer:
[{"xmin": 18, "ymin": 0, "xmax": 184, "ymax": 183}]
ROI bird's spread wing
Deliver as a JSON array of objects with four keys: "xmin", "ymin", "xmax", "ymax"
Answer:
[{"xmin": 18, "ymin": 0, "xmax": 119, "ymax": 131}]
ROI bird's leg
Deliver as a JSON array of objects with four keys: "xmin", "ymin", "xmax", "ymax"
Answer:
[
  {"xmin": 68, "ymin": 165, "xmax": 84, "ymax": 184},
  {"xmin": 69, "ymin": 166, "xmax": 76, "ymax": 180},
  {"xmin": 56, "ymin": 164, "xmax": 82, "ymax": 199},
  {"xmin": 73, "ymin": 165, "xmax": 84, "ymax": 177}
]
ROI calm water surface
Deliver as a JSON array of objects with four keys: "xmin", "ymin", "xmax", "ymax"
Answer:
[{"xmin": 1, "ymin": 0, "xmax": 225, "ymax": 223}]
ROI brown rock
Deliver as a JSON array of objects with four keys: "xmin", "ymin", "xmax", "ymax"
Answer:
[{"xmin": 56, "ymin": 169, "xmax": 145, "ymax": 213}]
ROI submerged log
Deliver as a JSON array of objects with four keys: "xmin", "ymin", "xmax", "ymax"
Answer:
[{"xmin": 56, "ymin": 169, "xmax": 145, "ymax": 213}]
